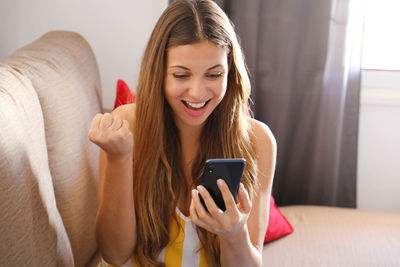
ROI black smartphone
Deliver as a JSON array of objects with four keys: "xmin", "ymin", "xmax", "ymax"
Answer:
[{"xmin": 199, "ymin": 158, "xmax": 246, "ymax": 211}]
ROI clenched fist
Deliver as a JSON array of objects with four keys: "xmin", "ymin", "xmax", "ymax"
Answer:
[{"xmin": 88, "ymin": 113, "xmax": 133, "ymax": 157}]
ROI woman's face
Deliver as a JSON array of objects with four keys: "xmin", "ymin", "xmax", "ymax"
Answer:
[{"xmin": 164, "ymin": 40, "xmax": 228, "ymax": 131}]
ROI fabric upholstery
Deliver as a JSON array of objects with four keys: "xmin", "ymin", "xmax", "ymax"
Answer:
[
  {"xmin": 0, "ymin": 31, "xmax": 102, "ymax": 266},
  {"xmin": 0, "ymin": 65, "xmax": 74, "ymax": 266},
  {"xmin": 262, "ymin": 206, "xmax": 400, "ymax": 266}
]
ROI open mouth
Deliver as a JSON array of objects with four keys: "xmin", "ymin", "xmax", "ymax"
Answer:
[{"xmin": 182, "ymin": 100, "xmax": 210, "ymax": 110}]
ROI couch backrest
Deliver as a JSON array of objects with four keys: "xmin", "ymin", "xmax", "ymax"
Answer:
[{"xmin": 0, "ymin": 31, "xmax": 102, "ymax": 266}]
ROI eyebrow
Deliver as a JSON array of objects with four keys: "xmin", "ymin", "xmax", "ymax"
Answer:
[{"xmin": 169, "ymin": 64, "xmax": 224, "ymax": 71}]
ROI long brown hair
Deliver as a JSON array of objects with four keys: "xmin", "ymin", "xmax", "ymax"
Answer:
[{"xmin": 132, "ymin": 0, "xmax": 257, "ymax": 266}]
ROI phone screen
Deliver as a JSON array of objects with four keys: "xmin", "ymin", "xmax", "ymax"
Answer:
[{"xmin": 199, "ymin": 158, "xmax": 246, "ymax": 211}]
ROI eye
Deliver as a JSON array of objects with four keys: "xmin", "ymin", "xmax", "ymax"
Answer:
[
  {"xmin": 172, "ymin": 73, "xmax": 189, "ymax": 79},
  {"xmin": 207, "ymin": 72, "xmax": 224, "ymax": 79}
]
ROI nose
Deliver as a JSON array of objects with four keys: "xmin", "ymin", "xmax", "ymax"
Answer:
[{"xmin": 187, "ymin": 77, "xmax": 206, "ymax": 101}]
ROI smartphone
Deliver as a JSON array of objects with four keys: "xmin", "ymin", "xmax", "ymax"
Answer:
[{"xmin": 199, "ymin": 158, "xmax": 246, "ymax": 211}]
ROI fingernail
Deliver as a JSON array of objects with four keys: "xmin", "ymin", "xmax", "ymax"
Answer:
[
  {"xmin": 240, "ymin": 183, "xmax": 245, "ymax": 192},
  {"xmin": 197, "ymin": 186, "xmax": 204, "ymax": 193},
  {"xmin": 217, "ymin": 179, "xmax": 224, "ymax": 186},
  {"xmin": 192, "ymin": 189, "xmax": 197, "ymax": 197}
]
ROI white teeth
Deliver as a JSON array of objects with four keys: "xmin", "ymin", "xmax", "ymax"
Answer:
[{"xmin": 185, "ymin": 101, "xmax": 206, "ymax": 109}]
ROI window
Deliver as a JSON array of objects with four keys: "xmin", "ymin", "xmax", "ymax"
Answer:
[{"xmin": 362, "ymin": 0, "xmax": 400, "ymax": 70}]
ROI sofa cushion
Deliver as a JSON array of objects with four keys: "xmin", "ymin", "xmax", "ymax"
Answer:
[
  {"xmin": 0, "ymin": 66, "xmax": 73, "ymax": 266},
  {"xmin": 264, "ymin": 196, "xmax": 293, "ymax": 243},
  {"xmin": 2, "ymin": 31, "xmax": 102, "ymax": 266},
  {"xmin": 262, "ymin": 205, "xmax": 400, "ymax": 266},
  {"xmin": 114, "ymin": 79, "xmax": 135, "ymax": 109}
]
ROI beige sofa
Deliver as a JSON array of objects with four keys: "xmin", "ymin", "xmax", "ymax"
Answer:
[
  {"xmin": 0, "ymin": 31, "xmax": 102, "ymax": 266},
  {"xmin": 1, "ymin": 31, "xmax": 399, "ymax": 267}
]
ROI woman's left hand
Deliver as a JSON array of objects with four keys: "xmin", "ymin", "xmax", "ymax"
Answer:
[{"xmin": 189, "ymin": 179, "xmax": 252, "ymax": 241}]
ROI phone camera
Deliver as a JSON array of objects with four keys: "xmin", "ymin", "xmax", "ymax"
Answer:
[{"xmin": 208, "ymin": 165, "xmax": 214, "ymax": 173}]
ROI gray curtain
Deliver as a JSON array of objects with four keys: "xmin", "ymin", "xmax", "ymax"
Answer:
[{"xmin": 218, "ymin": 0, "xmax": 362, "ymax": 207}]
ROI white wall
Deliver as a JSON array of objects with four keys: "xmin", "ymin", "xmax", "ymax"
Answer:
[
  {"xmin": 0, "ymin": 0, "xmax": 168, "ymax": 110},
  {"xmin": 357, "ymin": 70, "xmax": 400, "ymax": 213}
]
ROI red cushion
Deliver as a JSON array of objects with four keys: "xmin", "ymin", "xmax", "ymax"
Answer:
[
  {"xmin": 114, "ymin": 79, "xmax": 135, "ymax": 109},
  {"xmin": 113, "ymin": 79, "xmax": 293, "ymax": 243},
  {"xmin": 264, "ymin": 195, "xmax": 293, "ymax": 242}
]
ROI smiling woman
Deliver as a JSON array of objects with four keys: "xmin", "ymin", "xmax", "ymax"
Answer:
[
  {"xmin": 89, "ymin": 1, "xmax": 276, "ymax": 266},
  {"xmin": 164, "ymin": 41, "xmax": 228, "ymax": 129}
]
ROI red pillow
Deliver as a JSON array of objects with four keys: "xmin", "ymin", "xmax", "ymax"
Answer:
[
  {"xmin": 114, "ymin": 79, "xmax": 135, "ymax": 110},
  {"xmin": 264, "ymin": 195, "xmax": 293, "ymax": 242},
  {"xmin": 113, "ymin": 79, "xmax": 293, "ymax": 243}
]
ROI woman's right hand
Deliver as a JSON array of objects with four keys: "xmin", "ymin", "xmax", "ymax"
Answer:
[{"xmin": 88, "ymin": 113, "xmax": 133, "ymax": 157}]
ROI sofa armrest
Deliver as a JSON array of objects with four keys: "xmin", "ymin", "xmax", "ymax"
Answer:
[
  {"xmin": 0, "ymin": 60, "xmax": 73, "ymax": 266},
  {"xmin": 0, "ymin": 31, "xmax": 102, "ymax": 266}
]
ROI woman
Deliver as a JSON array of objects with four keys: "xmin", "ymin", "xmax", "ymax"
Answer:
[{"xmin": 89, "ymin": 0, "xmax": 276, "ymax": 266}]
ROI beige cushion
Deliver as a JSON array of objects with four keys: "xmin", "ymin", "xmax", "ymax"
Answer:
[
  {"xmin": 1, "ymin": 31, "xmax": 102, "ymax": 266},
  {"xmin": 0, "ymin": 66, "xmax": 73, "ymax": 266},
  {"xmin": 262, "ymin": 205, "xmax": 400, "ymax": 266}
]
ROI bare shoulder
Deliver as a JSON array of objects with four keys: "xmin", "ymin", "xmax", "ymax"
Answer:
[
  {"xmin": 111, "ymin": 103, "xmax": 136, "ymax": 129},
  {"xmin": 247, "ymin": 117, "xmax": 277, "ymax": 156}
]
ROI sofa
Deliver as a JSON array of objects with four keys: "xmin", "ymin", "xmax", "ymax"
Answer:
[
  {"xmin": 1, "ymin": 31, "xmax": 399, "ymax": 267},
  {"xmin": 0, "ymin": 31, "xmax": 102, "ymax": 266}
]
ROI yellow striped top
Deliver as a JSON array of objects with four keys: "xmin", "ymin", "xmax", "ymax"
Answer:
[{"xmin": 100, "ymin": 208, "xmax": 209, "ymax": 267}]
